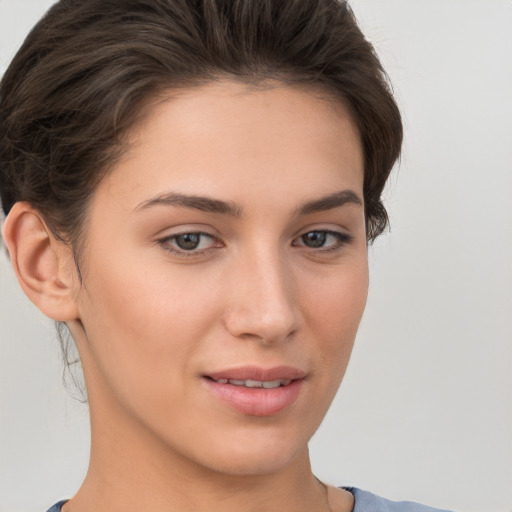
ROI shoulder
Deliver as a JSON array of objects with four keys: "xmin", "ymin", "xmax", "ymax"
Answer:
[
  {"xmin": 45, "ymin": 501, "xmax": 68, "ymax": 512},
  {"xmin": 345, "ymin": 487, "xmax": 454, "ymax": 512}
]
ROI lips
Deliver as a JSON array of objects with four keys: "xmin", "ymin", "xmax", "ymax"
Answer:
[
  {"xmin": 207, "ymin": 366, "xmax": 306, "ymax": 382},
  {"xmin": 203, "ymin": 366, "xmax": 306, "ymax": 416}
]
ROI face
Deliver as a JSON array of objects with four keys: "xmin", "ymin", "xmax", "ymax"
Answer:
[{"xmin": 71, "ymin": 80, "xmax": 368, "ymax": 476}]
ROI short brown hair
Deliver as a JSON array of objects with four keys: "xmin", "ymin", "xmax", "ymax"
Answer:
[{"xmin": 0, "ymin": 0, "xmax": 402, "ymax": 251}]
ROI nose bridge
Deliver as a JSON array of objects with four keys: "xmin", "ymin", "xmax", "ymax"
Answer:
[{"xmin": 224, "ymin": 242, "xmax": 300, "ymax": 343}]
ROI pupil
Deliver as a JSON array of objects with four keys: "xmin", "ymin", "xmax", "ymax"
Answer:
[
  {"xmin": 176, "ymin": 233, "xmax": 200, "ymax": 250},
  {"xmin": 303, "ymin": 231, "xmax": 326, "ymax": 248}
]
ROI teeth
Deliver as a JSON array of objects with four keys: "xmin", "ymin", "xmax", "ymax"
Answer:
[
  {"xmin": 265, "ymin": 379, "xmax": 292, "ymax": 388},
  {"xmin": 262, "ymin": 380, "xmax": 281, "ymax": 389},
  {"xmin": 229, "ymin": 379, "xmax": 246, "ymax": 386},
  {"xmin": 214, "ymin": 378, "xmax": 291, "ymax": 388},
  {"xmin": 245, "ymin": 379, "xmax": 263, "ymax": 388}
]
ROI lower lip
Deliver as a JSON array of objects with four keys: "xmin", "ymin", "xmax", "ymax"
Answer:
[{"xmin": 203, "ymin": 378, "xmax": 303, "ymax": 416}]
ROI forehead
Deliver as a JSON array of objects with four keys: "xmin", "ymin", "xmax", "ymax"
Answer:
[{"xmin": 96, "ymin": 80, "xmax": 364, "ymax": 212}]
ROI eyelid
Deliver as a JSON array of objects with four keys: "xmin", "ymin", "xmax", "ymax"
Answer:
[{"xmin": 152, "ymin": 222, "xmax": 219, "ymax": 238}]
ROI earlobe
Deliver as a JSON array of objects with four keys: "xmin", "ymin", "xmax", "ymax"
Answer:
[{"xmin": 2, "ymin": 202, "xmax": 80, "ymax": 322}]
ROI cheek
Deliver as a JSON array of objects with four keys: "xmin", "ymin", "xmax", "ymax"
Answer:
[
  {"xmin": 301, "ymin": 256, "xmax": 368, "ymax": 371},
  {"xmin": 76, "ymin": 253, "xmax": 222, "ymax": 396},
  {"xmin": 305, "ymin": 256, "xmax": 368, "ymax": 324},
  {"xmin": 84, "ymin": 243, "xmax": 218, "ymax": 329}
]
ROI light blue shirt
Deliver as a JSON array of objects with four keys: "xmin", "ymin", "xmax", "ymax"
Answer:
[
  {"xmin": 46, "ymin": 487, "xmax": 453, "ymax": 511},
  {"xmin": 347, "ymin": 487, "xmax": 453, "ymax": 511}
]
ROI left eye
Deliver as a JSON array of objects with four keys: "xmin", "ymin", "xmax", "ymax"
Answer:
[
  {"xmin": 160, "ymin": 232, "xmax": 217, "ymax": 253},
  {"xmin": 294, "ymin": 230, "xmax": 350, "ymax": 249}
]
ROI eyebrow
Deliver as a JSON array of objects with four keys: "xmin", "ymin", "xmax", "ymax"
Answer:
[
  {"xmin": 134, "ymin": 192, "xmax": 242, "ymax": 217},
  {"xmin": 134, "ymin": 189, "xmax": 362, "ymax": 217},
  {"xmin": 296, "ymin": 190, "xmax": 363, "ymax": 215}
]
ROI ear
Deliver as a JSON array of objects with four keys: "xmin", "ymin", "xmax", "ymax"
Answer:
[{"xmin": 2, "ymin": 202, "xmax": 80, "ymax": 322}]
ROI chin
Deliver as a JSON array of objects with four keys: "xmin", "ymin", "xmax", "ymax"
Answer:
[
  {"xmin": 184, "ymin": 425, "xmax": 312, "ymax": 477},
  {"xmin": 204, "ymin": 449, "xmax": 304, "ymax": 477}
]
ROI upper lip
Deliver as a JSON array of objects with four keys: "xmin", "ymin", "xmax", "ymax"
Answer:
[{"xmin": 206, "ymin": 366, "xmax": 306, "ymax": 382}]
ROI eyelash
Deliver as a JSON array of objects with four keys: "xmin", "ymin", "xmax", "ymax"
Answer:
[{"xmin": 157, "ymin": 230, "xmax": 353, "ymax": 257}]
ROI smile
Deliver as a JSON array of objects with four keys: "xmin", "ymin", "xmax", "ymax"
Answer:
[{"xmin": 212, "ymin": 378, "xmax": 292, "ymax": 388}]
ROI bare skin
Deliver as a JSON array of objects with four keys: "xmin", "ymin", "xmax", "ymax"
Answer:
[{"xmin": 4, "ymin": 80, "xmax": 365, "ymax": 512}]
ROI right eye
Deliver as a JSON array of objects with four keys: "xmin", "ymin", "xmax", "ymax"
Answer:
[{"xmin": 158, "ymin": 232, "xmax": 220, "ymax": 255}]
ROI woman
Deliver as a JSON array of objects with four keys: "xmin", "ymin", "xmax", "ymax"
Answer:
[{"xmin": 0, "ymin": 1, "xmax": 453, "ymax": 511}]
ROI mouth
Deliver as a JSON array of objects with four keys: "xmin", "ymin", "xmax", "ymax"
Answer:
[
  {"xmin": 202, "ymin": 366, "xmax": 305, "ymax": 416},
  {"xmin": 207, "ymin": 377, "xmax": 292, "ymax": 389}
]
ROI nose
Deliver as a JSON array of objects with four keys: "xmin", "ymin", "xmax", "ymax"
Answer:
[{"xmin": 223, "ymin": 246, "xmax": 302, "ymax": 344}]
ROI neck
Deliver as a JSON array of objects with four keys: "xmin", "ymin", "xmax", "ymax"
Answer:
[{"xmin": 71, "ymin": 443, "xmax": 326, "ymax": 512}]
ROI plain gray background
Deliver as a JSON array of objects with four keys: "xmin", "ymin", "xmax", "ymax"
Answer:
[{"xmin": 1, "ymin": 1, "xmax": 511, "ymax": 511}]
